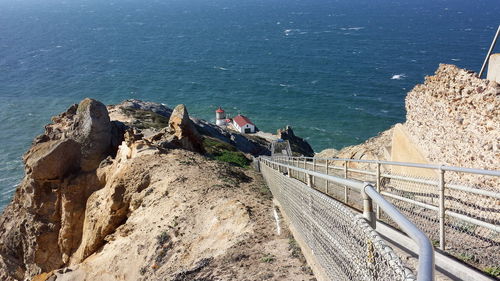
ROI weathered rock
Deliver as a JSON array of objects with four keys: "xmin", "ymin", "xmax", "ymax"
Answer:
[
  {"xmin": 0, "ymin": 98, "xmax": 116, "ymax": 280},
  {"xmin": 72, "ymin": 159, "xmax": 150, "ymax": 263},
  {"xmin": 118, "ymin": 99, "xmax": 172, "ymax": 118},
  {"xmin": 24, "ymin": 139, "xmax": 81, "ymax": 181},
  {"xmin": 70, "ymin": 98, "xmax": 112, "ymax": 171},
  {"xmin": 158, "ymin": 104, "xmax": 204, "ymax": 153},
  {"xmin": 277, "ymin": 126, "xmax": 315, "ymax": 157}
]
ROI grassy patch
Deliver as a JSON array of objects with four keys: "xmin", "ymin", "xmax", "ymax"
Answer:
[
  {"xmin": 122, "ymin": 107, "xmax": 170, "ymax": 129},
  {"xmin": 203, "ymin": 137, "xmax": 250, "ymax": 168},
  {"xmin": 260, "ymin": 253, "xmax": 276, "ymax": 263},
  {"xmin": 484, "ymin": 266, "xmax": 500, "ymax": 277},
  {"xmin": 457, "ymin": 252, "xmax": 476, "ymax": 263},
  {"xmin": 258, "ymin": 184, "xmax": 272, "ymax": 200},
  {"xmin": 215, "ymin": 151, "xmax": 250, "ymax": 168}
]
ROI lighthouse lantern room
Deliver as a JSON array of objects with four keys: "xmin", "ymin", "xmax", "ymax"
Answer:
[{"xmin": 215, "ymin": 107, "xmax": 227, "ymax": 127}]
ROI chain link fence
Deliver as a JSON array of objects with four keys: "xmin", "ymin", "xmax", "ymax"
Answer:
[
  {"xmin": 277, "ymin": 156, "xmax": 500, "ymax": 276},
  {"xmin": 260, "ymin": 161, "xmax": 416, "ymax": 281}
]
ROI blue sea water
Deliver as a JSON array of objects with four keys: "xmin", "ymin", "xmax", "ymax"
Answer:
[{"xmin": 0, "ymin": 0, "xmax": 498, "ymax": 210}]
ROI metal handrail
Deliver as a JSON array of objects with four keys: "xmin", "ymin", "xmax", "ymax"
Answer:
[
  {"xmin": 277, "ymin": 156, "xmax": 500, "ymax": 177},
  {"xmin": 261, "ymin": 157, "xmax": 435, "ymax": 281},
  {"xmin": 365, "ymin": 184, "xmax": 435, "ymax": 281},
  {"xmin": 272, "ymin": 154, "xmax": 500, "ymax": 251}
]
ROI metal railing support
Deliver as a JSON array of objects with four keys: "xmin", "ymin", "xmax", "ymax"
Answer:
[
  {"xmin": 325, "ymin": 160, "xmax": 329, "ymax": 194},
  {"xmin": 364, "ymin": 185, "xmax": 435, "ymax": 281},
  {"xmin": 438, "ymin": 168, "xmax": 446, "ymax": 251},
  {"xmin": 303, "ymin": 158, "xmax": 307, "ymax": 182},
  {"xmin": 313, "ymin": 158, "xmax": 316, "ymax": 185},
  {"xmin": 362, "ymin": 184, "xmax": 376, "ymax": 228},
  {"xmin": 307, "ymin": 173, "xmax": 313, "ymax": 187},
  {"xmin": 376, "ymin": 162, "xmax": 381, "ymax": 219},
  {"xmin": 344, "ymin": 160, "xmax": 348, "ymax": 203}
]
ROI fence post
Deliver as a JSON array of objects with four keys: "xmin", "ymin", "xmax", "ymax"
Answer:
[
  {"xmin": 344, "ymin": 160, "xmax": 349, "ymax": 203},
  {"xmin": 439, "ymin": 168, "xmax": 446, "ymax": 251},
  {"xmin": 312, "ymin": 158, "xmax": 316, "ymax": 186},
  {"xmin": 362, "ymin": 184, "xmax": 376, "ymax": 228},
  {"xmin": 303, "ymin": 158, "xmax": 307, "ymax": 182},
  {"xmin": 325, "ymin": 160, "xmax": 329, "ymax": 194},
  {"xmin": 307, "ymin": 173, "xmax": 313, "ymax": 188},
  {"xmin": 287, "ymin": 166, "xmax": 291, "ymax": 178},
  {"xmin": 376, "ymin": 162, "xmax": 381, "ymax": 219}
]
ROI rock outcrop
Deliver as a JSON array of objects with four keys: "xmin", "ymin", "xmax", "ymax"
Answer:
[
  {"xmin": 0, "ymin": 98, "xmax": 116, "ymax": 280},
  {"xmin": 405, "ymin": 64, "xmax": 499, "ymax": 170},
  {"xmin": 155, "ymin": 104, "xmax": 205, "ymax": 153},
  {"xmin": 277, "ymin": 126, "xmax": 315, "ymax": 157},
  {"xmin": 0, "ymin": 98, "xmax": 314, "ymax": 281}
]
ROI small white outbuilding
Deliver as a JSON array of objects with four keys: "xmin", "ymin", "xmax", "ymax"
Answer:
[{"xmin": 232, "ymin": 114, "xmax": 255, "ymax": 134}]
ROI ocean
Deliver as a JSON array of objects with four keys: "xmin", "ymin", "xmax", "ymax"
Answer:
[{"xmin": 0, "ymin": 0, "xmax": 498, "ymax": 210}]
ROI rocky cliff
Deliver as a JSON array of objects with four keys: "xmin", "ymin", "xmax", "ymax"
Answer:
[
  {"xmin": 318, "ymin": 64, "xmax": 500, "ymax": 173},
  {"xmin": 0, "ymin": 99, "xmax": 314, "ymax": 281}
]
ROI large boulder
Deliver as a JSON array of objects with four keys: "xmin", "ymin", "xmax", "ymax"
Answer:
[
  {"xmin": 70, "ymin": 98, "xmax": 112, "ymax": 171},
  {"xmin": 157, "ymin": 104, "xmax": 204, "ymax": 153},
  {"xmin": 24, "ymin": 139, "xmax": 81, "ymax": 181}
]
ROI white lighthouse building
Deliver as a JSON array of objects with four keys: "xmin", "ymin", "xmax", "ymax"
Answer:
[{"xmin": 215, "ymin": 107, "xmax": 227, "ymax": 127}]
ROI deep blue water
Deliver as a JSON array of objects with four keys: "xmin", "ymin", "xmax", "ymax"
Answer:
[{"xmin": 0, "ymin": 0, "xmax": 498, "ymax": 209}]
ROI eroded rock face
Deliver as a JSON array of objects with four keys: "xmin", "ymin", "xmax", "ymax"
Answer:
[
  {"xmin": 0, "ymin": 98, "xmax": 116, "ymax": 280},
  {"xmin": 405, "ymin": 64, "xmax": 500, "ymax": 170},
  {"xmin": 71, "ymin": 98, "xmax": 112, "ymax": 171},
  {"xmin": 155, "ymin": 104, "xmax": 205, "ymax": 153},
  {"xmin": 277, "ymin": 126, "xmax": 315, "ymax": 157},
  {"xmin": 24, "ymin": 139, "xmax": 81, "ymax": 181}
]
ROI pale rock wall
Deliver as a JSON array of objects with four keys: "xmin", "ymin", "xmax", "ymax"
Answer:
[
  {"xmin": 404, "ymin": 64, "xmax": 499, "ymax": 172},
  {"xmin": 487, "ymin": 53, "xmax": 500, "ymax": 83}
]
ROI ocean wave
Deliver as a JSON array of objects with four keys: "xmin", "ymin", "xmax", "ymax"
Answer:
[
  {"xmin": 284, "ymin": 29, "xmax": 301, "ymax": 36},
  {"xmin": 451, "ymin": 58, "xmax": 461, "ymax": 61},
  {"xmin": 311, "ymin": 127, "xmax": 326, "ymax": 132},
  {"xmin": 391, "ymin": 74, "xmax": 406, "ymax": 80},
  {"xmin": 340, "ymin": 27, "xmax": 365, "ymax": 31},
  {"xmin": 214, "ymin": 66, "xmax": 228, "ymax": 71}
]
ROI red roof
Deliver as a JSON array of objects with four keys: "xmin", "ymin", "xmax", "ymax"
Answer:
[
  {"xmin": 233, "ymin": 115, "xmax": 254, "ymax": 127},
  {"xmin": 216, "ymin": 107, "xmax": 225, "ymax": 113}
]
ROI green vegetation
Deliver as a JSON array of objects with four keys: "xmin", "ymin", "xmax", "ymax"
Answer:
[
  {"xmin": 215, "ymin": 151, "xmax": 250, "ymax": 168},
  {"xmin": 260, "ymin": 253, "xmax": 276, "ymax": 263},
  {"xmin": 122, "ymin": 108, "xmax": 170, "ymax": 129},
  {"xmin": 431, "ymin": 239, "xmax": 439, "ymax": 248},
  {"xmin": 457, "ymin": 252, "xmax": 475, "ymax": 263},
  {"xmin": 288, "ymin": 237, "xmax": 302, "ymax": 259},
  {"xmin": 203, "ymin": 137, "xmax": 250, "ymax": 168},
  {"xmin": 484, "ymin": 266, "xmax": 500, "ymax": 277},
  {"xmin": 156, "ymin": 230, "xmax": 170, "ymax": 246}
]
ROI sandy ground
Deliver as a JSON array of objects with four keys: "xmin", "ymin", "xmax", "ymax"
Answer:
[{"xmin": 42, "ymin": 150, "xmax": 315, "ymax": 281}]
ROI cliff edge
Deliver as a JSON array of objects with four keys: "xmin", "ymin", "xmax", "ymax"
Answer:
[{"xmin": 0, "ymin": 99, "xmax": 315, "ymax": 281}]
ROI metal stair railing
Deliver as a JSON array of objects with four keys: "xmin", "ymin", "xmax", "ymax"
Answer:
[
  {"xmin": 260, "ymin": 157, "xmax": 435, "ymax": 281},
  {"xmin": 274, "ymin": 156, "xmax": 500, "ymax": 273}
]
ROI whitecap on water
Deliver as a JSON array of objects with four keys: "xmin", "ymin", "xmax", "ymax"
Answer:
[
  {"xmin": 391, "ymin": 74, "xmax": 406, "ymax": 80},
  {"xmin": 451, "ymin": 58, "xmax": 461, "ymax": 61}
]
